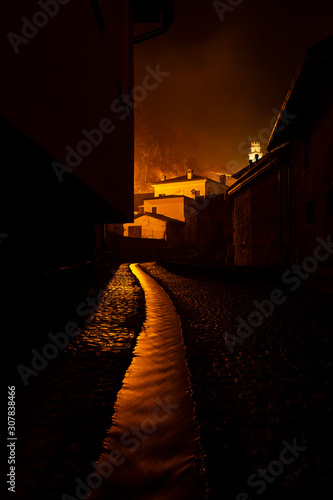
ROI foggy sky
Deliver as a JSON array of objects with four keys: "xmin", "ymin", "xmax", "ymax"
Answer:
[{"xmin": 133, "ymin": 0, "xmax": 333, "ymax": 192}]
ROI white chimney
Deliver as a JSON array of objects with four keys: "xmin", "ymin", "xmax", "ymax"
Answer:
[
  {"xmin": 187, "ymin": 168, "xmax": 193, "ymax": 180},
  {"xmin": 219, "ymin": 174, "xmax": 227, "ymax": 186}
]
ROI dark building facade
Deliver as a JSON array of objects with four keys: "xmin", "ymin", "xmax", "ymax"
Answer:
[
  {"xmin": 228, "ymin": 148, "xmax": 291, "ymax": 266},
  {"xmin": 228, "ymin": 36, "xmax": 333, "ymax": 274},
  {"xmin": 1, "ymin": 1, "xmax": 174, "ymax": 360},
  {"xmin": 1, "ymin": 0, "xmax": 173, "ymax": 271},
  {"xmin": 188, "ymin": 194, "xmax": 233, "ymax": 264}
]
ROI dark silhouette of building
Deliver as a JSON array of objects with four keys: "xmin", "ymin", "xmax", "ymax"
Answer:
[
  {"xmin": 228, "ymin": 36, "xmax": 333, "ymax": 273},
  {"xmin": 1, "ymin": 1, "xmax": 174, "ymax": 361},
  {"xmin": 1, "ymin": 0, "xmax": 174, "ymax": 271},
  {"xmin": 188, "ymin": 194, "xmax": 233, "ymax": 263}
]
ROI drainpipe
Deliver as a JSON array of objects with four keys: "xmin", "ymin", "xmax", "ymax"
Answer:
[{"xmin": 133, "ymin": 3, "xmax": 174, "ymax": 45}]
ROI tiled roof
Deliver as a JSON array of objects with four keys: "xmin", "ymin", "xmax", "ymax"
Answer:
[
  {"xmin": 134, "ymin": 192, "xmax": 154, "ymax": 211},
  {"xmin": 134, "ymin": 213, "xmax": 185, "ymax": 224},
  {"xmin": 152, "ymin": 173, "xmax": 227, "ymax": 187},
  {"xmin": 144, "ymin": 194, "xmax": 194, "ymax": 202},
  {"xmin": 151, "ymin": 174, "xmax": 207, "ymax": 185}
]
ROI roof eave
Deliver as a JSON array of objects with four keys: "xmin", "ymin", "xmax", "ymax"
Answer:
[
  {"xmin": 267, "ymin": 52, "xmax": 308, "ymax": 151},
  {"xmin": 227, "ymin": 156, "xmax": 277, "ymax": 195}
]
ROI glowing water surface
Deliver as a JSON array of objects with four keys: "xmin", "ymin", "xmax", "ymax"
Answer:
[{"xmin": 89, "ymin": 264, "xmax": 202, "ymax": 500}]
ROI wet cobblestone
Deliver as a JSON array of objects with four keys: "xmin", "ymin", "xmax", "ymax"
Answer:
[
  {"xmin": 15, "ymin": 264, "xmax": 145, "ymax": 500},
  {"xmin": 140, "ymin": 263, "xmax": 333, "ymax": 500}
]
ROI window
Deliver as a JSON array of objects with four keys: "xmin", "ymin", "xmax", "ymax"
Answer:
[
  {"xmin": 128, "ymin": 226, "xmax": 142, "ymax": 238},
  {"xmin": 305, "ymin": 198, "xmax": 314, "ymax": 224},
  {"xmin": 152, "ymin": 207, "xmax": 157, "ymax": 214},
  {"xmin": 326, "ymin": 188, "xmax": 333, "ymax": 218}
]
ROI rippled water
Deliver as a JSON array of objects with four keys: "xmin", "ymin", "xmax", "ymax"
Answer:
[
  {"xmin": 89, "ymin": 264, "xmax": 203, "ymax": 500},
  {"xmin": 68, "ymin": 266, "xmax": 140, "ymax": 353},
  {"xmin": 140, "ymin": 262, "xmax": 333, "ymax": 499},
  {"xmin": 15, "ymin": 264, "xmax": 145, "ymax": 500}
]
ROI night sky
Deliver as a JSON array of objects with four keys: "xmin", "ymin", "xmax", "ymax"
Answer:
[{"xmin": 133, "ymin": 0, "xmax": 333, "ymax": 192}]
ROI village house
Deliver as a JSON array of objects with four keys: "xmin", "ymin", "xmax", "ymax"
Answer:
[
  {"xmin": 152, "ymin": 168, "xmax": 228, "ymax": 198},
  {"xmin": 123, "ymin": 213, "xmax": 185, "ymax": 246},
  {"xmin": 120, "ymin": 168, "xmax": 228, "ymax": 243},
  {"xmin": 228, "ymin": 145, "xmax": 290, "ymax": 266},
  {"xmin": 142, "ymin": 195, "xmax": 194, "ymax": 223},
  {"xmin": 228, "ymin": 36, "xmax": 333, "ymax": 271}
]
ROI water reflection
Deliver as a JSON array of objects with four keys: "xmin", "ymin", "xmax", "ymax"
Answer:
[
  {"xmin": 15, "ymin": 264, "xmax": 145, "ymax": 500},
  {"xmin": 89, "ymin": 264, "xmax": 203, "ymax": 500},
  {"xmin": 68, "ymin": 268, "xmax": 140, "ymax": 353}
]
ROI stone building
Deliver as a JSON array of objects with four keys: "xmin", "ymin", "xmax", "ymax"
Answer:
[
  {"xmin": 228, "ymin": 36, "xmax": 333, "ymax": 271},
  {"xmin": 152, "ymin": 168, "xmax": 228, "ymax": 199},
  {"xmin": 123, "ymin": 213, "xmax": 185, "ymax": 247}
]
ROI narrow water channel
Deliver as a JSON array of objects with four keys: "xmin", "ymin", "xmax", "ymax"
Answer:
[{"xmin": 89, "ymin": 263, "xmax": 203, "ymax": 500}]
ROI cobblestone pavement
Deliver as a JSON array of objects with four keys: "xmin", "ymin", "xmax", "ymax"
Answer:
[
  {"xmin": 140, "ymin": 263, "xmax": 333, "ymax": 500},
  {"xmin": 14, "ymin": 264, "xmax": 145, "ymax": 500}
]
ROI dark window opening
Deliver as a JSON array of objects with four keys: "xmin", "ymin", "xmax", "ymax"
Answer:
[
  {"xmin": 128, "ymin": 226, "xmax": 142, "ymax": 238},
  {"xmin": 306, "ymin": 198, "xmax": 315, "ymax": 224},
  {"xmin": 152, "ymin": 207, "xmax": 157, "ymax": 214}
]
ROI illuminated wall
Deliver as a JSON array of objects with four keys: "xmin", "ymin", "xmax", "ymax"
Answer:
[
  {"xmin": 152, "ymin": 173, "xmax": 227, "ymax": 199},
  {"xmin": 143, "ymin": 196, "xmax": 194, "ymax": 223},
  {"xmin": 123, "ymin": 215, "xmax": 167, "ymax": 240}
]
